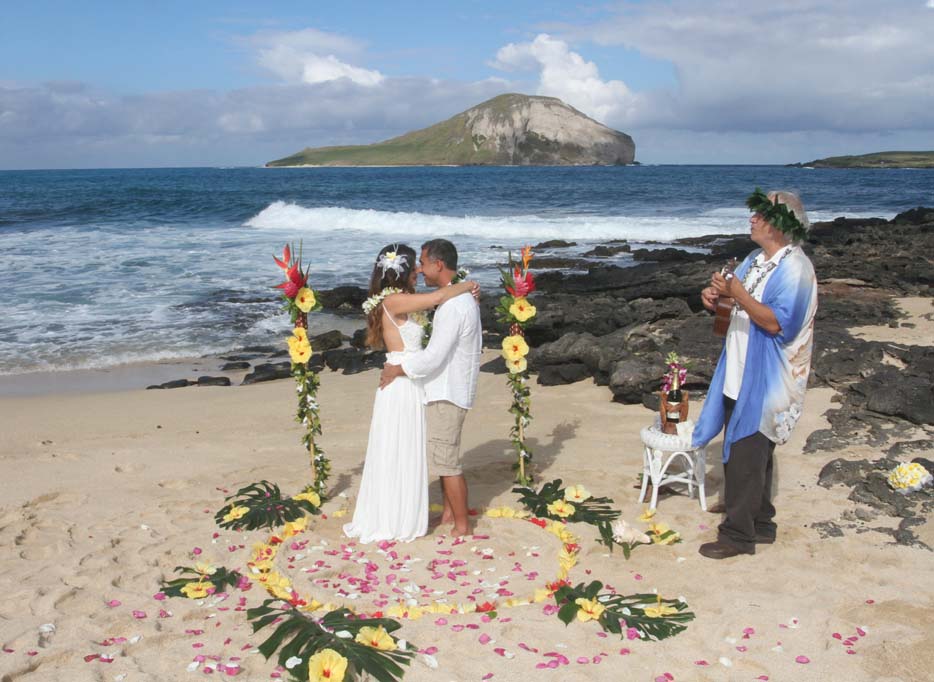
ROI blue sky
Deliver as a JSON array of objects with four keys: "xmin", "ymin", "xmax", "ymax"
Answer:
[{"xmin": 2, "ymin": 1, "xmax": 933, "ymax": 168}]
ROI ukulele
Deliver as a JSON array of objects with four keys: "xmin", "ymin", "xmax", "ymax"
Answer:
[{"xmin": 712, "ymin": 258, "xmax": 737, "ymax": 337}]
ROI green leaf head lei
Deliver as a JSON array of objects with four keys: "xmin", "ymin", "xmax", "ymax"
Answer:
[{"xmin": 745, "ymin": 188, "xmax": 808, "ymax": 243}]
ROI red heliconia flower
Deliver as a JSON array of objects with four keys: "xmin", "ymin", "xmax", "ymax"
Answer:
[
  {"xmin": 275, "ymin": 263, "xmax": 308, "ymax": 299},
  {"xmin": 273, "ymin": 244, "xmax": 291, "ymax": 271},
  {"xmin": 506, "ymin": 267, "xmax": 536, "ymax": 298}
]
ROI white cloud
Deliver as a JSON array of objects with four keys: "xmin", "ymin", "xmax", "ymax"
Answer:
[
  {"xmin": 568, "ymin": 0, "xmax": 934, "ymax": 134},
  {"xmin": 251, "ymin": 28, "xmax": 384, "ymax": 87},
  {"xmin": 492, "ymin": 34, "xmax": 642, "ymax": 124}
]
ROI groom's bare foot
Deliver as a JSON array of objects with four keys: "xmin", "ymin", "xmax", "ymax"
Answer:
[
  {"xmin": 450, "ymin": 524, "xmax": 471, "ymax": 537},
  {"xmin": 429, "ymin": 514, "xmax": 454, "ymax": 528}
]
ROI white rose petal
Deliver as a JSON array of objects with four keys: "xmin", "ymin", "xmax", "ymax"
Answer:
[
  {"xmin": 187, "ymin": 661, "xmax": 200, "ymax": 672},
  {"xmin": 335, "ymin": 630, "xmax": 353, "ymax": 639},
  {"xmin": 719, "ymin": 657, "xmax": 733, "ymax": 667},
  {"xmin": 285, "ymin": 656, "xmax": 303, "ymax": 669},
  {"xmin": 421, "ymin": 654, "xmax": 439, "ymax": 669}
]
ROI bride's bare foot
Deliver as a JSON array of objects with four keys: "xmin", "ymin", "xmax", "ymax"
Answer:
[{"xmin": 450, "ymin": 524, "xmax": 471, "ymax": 537}]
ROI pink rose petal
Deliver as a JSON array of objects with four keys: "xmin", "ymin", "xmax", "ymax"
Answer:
[
  {"xmin": 576, "ymin": 657, "xmax": 589, "ymax": 664},
  {"xmin": 482, "ymin": 675, "xmax": 493, "ymax": 680},
  {"xmin": 694, "ymin": 660, "xmax": 709, "ymax": 666},
  {"xmin": 193, "ymin": 547, "xmax": 203, "ymax": 555},
  {"xmin": 795, "ymin": 655, "xmax": 810, "ymax": 664},
  {"xmin": 153, "ymin": 592, "xmax": 167, "ymax": 601},
  {"xmin": 106, "ymin": 599, "xmax": 121, "ymax": 608},
  {"xmin": 619, "ymin": 648, "xmax": 631, "ymax": 655},
  {"xmin": 479, "ymin": 634, "xmax": 492, "ymax": 645},
  {"xmin": 132, "ymin": 610, "xmax": 147, "ymax": 619}
]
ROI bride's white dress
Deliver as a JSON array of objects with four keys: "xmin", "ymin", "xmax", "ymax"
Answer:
[{"xmin": 343, "ymin": 309, "xmax": 428, "ymax": 543}]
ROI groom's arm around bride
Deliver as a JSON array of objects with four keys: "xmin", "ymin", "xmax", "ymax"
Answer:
[{"xmin": 379, "ymin": 239, "xmax": 482, "ymax": 536}]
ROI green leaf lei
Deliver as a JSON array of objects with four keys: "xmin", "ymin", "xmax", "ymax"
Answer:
[{"xmin": 745, "ymin": 187, "xmax": 808, "ymax": 242}]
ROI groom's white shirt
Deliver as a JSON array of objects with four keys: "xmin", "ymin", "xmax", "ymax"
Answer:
[{"xmin": 401, "ymin": 292, "xmax": 481, "ymax": 409}]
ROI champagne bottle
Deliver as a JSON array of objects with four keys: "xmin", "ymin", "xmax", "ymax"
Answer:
[{"xmin": 665, "ymin": 370, "xmax": 683, "ymax": 425}]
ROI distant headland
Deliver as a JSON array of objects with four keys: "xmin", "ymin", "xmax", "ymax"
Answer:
[
  {"xmin": 265, "ymin": 93, "xmax": 635, "ymax": 167},
  {"xmin": 788, "ymin": 151, "xmax": 934, "ymax": 169}
]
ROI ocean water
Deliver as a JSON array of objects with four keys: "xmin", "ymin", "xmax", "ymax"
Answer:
[{"xmin": 1, "ymin": 165, "xmax": 930, "ymax": 375}]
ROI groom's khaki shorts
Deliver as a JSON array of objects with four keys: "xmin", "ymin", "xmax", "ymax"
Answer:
[{"xmin": 427, "ymin": 400, "xmax": 468, "ymax": 477}]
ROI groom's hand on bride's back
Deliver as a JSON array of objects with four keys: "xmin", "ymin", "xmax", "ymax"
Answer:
[{"xmin": 379, "ymin": 363, "xmax": 405, "ymax": 389}]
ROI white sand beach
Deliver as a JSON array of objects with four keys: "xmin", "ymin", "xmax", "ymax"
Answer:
[{"xmin": 1, "ymin": 301, "xmax": 932, "ymax": 682}]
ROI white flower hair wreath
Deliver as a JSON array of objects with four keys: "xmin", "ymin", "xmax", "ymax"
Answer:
[{"xmin": 376, "ymin": 245, "xmax": 408, "ymax": 277}]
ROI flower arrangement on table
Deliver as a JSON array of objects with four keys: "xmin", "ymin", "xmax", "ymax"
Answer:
[
  {"xmin": 274, "ymin": 243, "xmax": 329, "ymax": 497},
  {"xmin": 497, "ymin": 246, "xmax": 537, "ymax": 485},
  {"xmin": 887, "ymin": 462, "xmax": 933, "ymax": 495},
  {"xmin": 659, "ymin": 351, "xmax": 690, "ymax": 436}
]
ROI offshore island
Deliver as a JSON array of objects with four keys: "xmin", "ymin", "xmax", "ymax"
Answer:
[
  {"xmin": 790, "ymin": 151, "xmax": 934, "ymax": 168},
  {"xmin": 266, "ymin": 93, "xmax": 635, "ymax": 167}
]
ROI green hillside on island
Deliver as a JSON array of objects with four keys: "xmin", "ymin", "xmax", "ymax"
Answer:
[
  {"xmin": 792, "ymin": 151, "xmax": 934, "ymax": 168},
  {"xmin": 266, "ymin": 93, "xmax": 635, "ymax": 167}
]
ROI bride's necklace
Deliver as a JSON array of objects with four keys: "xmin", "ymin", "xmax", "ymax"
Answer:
[{"xmin": 362, "ymin": 287, "xmax": 403, "ymax": 315}]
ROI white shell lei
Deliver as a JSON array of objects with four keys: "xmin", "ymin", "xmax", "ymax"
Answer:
[{"xmin": 362, "ymin": 287, "xmax": 403, "ymax": 315}]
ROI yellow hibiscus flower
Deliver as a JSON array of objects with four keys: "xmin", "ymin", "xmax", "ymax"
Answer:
[
  {"xmin": 355, "ymin": 625, "xmax": 396, "ymax": 651},
  {"xmin": 293, "ymin": 491, "xmax": 321, "ymax": 507},
  {"xmin": 637, "ymin": 507, "xmax": 656, "ymax": 522},
  {"xmin": 509, "ymin": 297, "xmax": 537, "ymax": 322},
  {"xmin": 649, "ymin": 522, "xmax": 680, "ymax": 545},
  {"xmin": 295, "ymin": 288, "xmax": 316, "ymax": 313},
  {"xmin": 307, "ymin": 649, "xmax": 348, "ymax": 682},
  {"xmin": 222, "ymin": 505, "xmax": 249, "ymax": 523},
  {"xmin": 547, "ymin": 499, "xmax": 575, "ymax": 518},
  {"xmin": 194, "ymin": 561, "xmax": 217, "ymax": 576},
  {"xmin": 644, "ymin": 603, "xmax": 679, "ymax": 618},
  {"xmin": 292, "ymin": 327, "xmax": 309, "ymax": 344},
  {"xmin": 507, "ymin": 356, "xmax": 528, "ymax": 374},
  {"xmin": 575, "ymin": 597, "xmax": 606, "ymax": 622},
  {"xmin": 281, "ymin": 516, "xmax": 307, "ymax": 538},
  {"xmin": 563, "ymin": 484, "xmax": 591, "ymax": 502},
  {"xmin": 501, "ymin": 335, "xmax": 530, "ymax": 361},
  {"xmin": 181, "ymin": 580, "xmax": 214, "ymax": 599},
  {"xmin": 288, "ymin": 336, "xmax": 313, "ymax": 364},
  {"xmin": 533, "ymin": 588, "xmax": 552, "ymax": 603}
]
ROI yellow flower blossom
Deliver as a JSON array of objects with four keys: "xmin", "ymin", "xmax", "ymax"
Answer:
[
  {"xmin": 533, "ymin": 588, "xmax": 552, "ymax": 603},
  {"xmin": 355, "ymin": 625, "xmax": 396, "ymax": 651},
  {"xmin": 293, "ymin": 491, "xmax": 321, "ymax": 507},
  {"xmin": 563, "ymin": 484, "xmax": 591, "ymax": 503},
  {"xmin": 386, "ymin": 603, "xmax": 424, "ymax": 619},
  {"xmin": 181, "ymin": 580, "xmax": 214, "ymax": 599},
  {"xmin": 288, "ymin": 336, "xmax": 312, "ymax": 364},
  {"xmin": 307, "ymin": 649, "xmax": 348, "ymax": 682},
  {"xmin": 575, "ymin": 597, "xmax": 606, "ymax": 622},
  {"xmin": 509, "ymin": 297, "xmax": 537, "ymax": 322},
  {"xmin": 331, "ymin": 509, "xmax": 347, "ymax": 518},
  {"xmin": 222, "ymin": 505, "xmax": 249, "ymax": 524},
  {"xmin": 299, "ymin": 599, "xmax": 324, "ymax": 612},
  {"xmin": 558, "ymin": 547, "xmax": 578, "ymax": 574},
  {"xmin": 638, "ymin": 507, "xmax": 656, "ymax": 522},
  {"xmin": 501, "ymin": 335, "xmax": 530, "ymax": 361},
  {"xmin": 292, "ymin": 327, "xmax": 309, "ymax": 344},
  {"xmin": 281, "ymin": 516, "xmax": 307, "ymax": 539},
  {"xmin": 547, "ymin": 499, "xmax": 575, "ymax": 518},
  {"xmin": 644, "ymin": 603, "xmax": 679, "ymax": 618},
  {"xmin": 295, "ymin": 288, "xmax": 316, "ymax": 313},
  {"xmin": 194, "ymin": 561, "xmax": 217, "ymax": 576},
  {"xmin": 649, "ymin": 522, "xmax": 681, "ymax": 545},
  {"xmin": 252, "ymin": 571, "xmax": 292, "ymax": 600},
  {"xmin": 507, "ymin": 356, "xmax": 528, "ymax": 374}
]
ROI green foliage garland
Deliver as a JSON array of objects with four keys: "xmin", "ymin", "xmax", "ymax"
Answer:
[
  {"xmin": 498, "ymin": 247, "xmax": 537, "ymax": 485},
  {"xmin": 553, "ymin": 581, "xmax": 695, "ymax": 641},
  {"xmin": 247, "ymin": 602, "xmax": 417, "ymax": 682},
  {"xmin": 214, "ymin": 480, "xmax": 321, "ymax": 532},
  {"xmin": 273, "ymin": 241, "xmax": 329, "ymax": 496},
  {"xmin": 745, "ymin": 187, "xmax": 808, "ymax": 242}
]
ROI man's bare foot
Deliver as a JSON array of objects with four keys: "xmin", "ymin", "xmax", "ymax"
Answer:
[{"xmin": 450, "ymin": 525, "xmax": 471, "ymax": 537}]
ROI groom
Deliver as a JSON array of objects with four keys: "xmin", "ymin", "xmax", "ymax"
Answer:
[{"xmin": 379, "ymin": 238, "xmax": 482, "ymax": 536}]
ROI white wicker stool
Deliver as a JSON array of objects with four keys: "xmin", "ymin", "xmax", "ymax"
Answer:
[{"xmin": 639, "ymin": 420, "xmax": 707, "ymax": 511}]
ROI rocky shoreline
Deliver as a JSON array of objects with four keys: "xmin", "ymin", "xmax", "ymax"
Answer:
[{"xmin": 148, "ymin": 207, "xmax": 934, "ymax": 546}]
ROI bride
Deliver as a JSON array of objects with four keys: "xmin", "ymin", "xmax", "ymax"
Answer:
[{"xmin": 343, "ymin": 244, "xmax": 477, "ymax": 543}]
